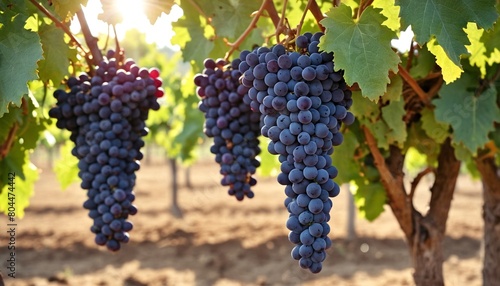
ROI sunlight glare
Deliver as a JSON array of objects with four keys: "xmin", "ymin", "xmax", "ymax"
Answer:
[{"xmin": 71, "ymin": 0, "xmax": 183, "ymax": 50}]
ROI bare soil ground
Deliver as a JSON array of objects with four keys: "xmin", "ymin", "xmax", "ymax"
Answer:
[{"xmin": 2, "ymin": 152, "xmax": 484, "ymax": 286}]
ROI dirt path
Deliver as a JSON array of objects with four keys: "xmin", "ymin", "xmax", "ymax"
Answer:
[{"xmin": 2, "ymin": 157, "xmax": 483, "ymax": 286}]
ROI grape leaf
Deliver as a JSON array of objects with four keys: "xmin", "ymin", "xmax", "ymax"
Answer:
[
  {"xmin": 409, "ymin": 45, "xmax": 436, "ymax": 79},
  {"xmin": 427, "ymin": 38, "xmax": 463, "ymax": 83},
  {"xmin": 465, "ymin": 23, "xmax": 487, "ymax": 77},
  {"xmin": 420, "ymin": 108, "xmax": 449, "ymax": 144},
  {"xmin": 481, "ymin": 18, "xmax": 500, "ymax": 58},
  {"xmin": 98, "ymin": 0, "xmax": 123, "ymax": 25},
  {"xmin": 0, "ymin": 12, "xmax": 43, "ymax": 117},
  {"xmin": 381, "ymin": 99, "xmax": 407, "ymax": 147},
  {"xmin": 0, "ymin": 149, "xmax": 38, "ymax": 218},
  {"xmin": 396, "ymin": 0, "xmax": 498, "ymax": 66},
  {"xmin": 372, "ymin": 0, "xmax": 400, "ymax": 31},
  {"xmin": 370, "ymin": 120, "xmax": 390, "ymax": 150},
  {"xmin": 404, "ymin": 123, "xmax": 440, "ymax": 164},
  {"xmin": 352, "ymin": 178, "xmax": 386, "ymax": 221},
  {"xmin": 143, "ymin": 0, "xmax": 176, "ymax": 25},
  {"xmin": 54, "ymin": 141, "xmax": 79, "ymax": 190},
  {"xmin": 172, "ymin": 2, "xmax": 214, "ymax": 68},
  {"xmin": 349, "ymin": 91, "xmax": 381, "ymax": 131},
  {"xmin": 332, "ymin": 129, "xmax": 361, "ymax": 184},
  {"xmin": 433, "ymin": 73, "xmax": 500, "ymax": 154},
  {"xmin": 51, "ymin": 0, "xmax": 88, "ymax": 20},
  {"xmin": 319, "ymin": 5, "xmax": 400, "ymax": 100},
  {"xmin": 210, "ymin": 0, "xmax": 260, "ymax": 39},
  {"xmin": 0, "ymin": 103, "xmax": 22, "ymax": 144},
  {"xmin": 37, "ymin": 23, "xmax": 69, "ymax": 85},
  {"xmin": 381, "ymin": 74, "xmax": 403, "ymax": 103}
]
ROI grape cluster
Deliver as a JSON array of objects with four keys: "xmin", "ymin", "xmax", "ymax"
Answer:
[
  {"xmin": 195, "ymin": 58, "xmax": 261, "ymax": 200},
  {"xmin": 49, "ymin": 50, "xmax": 162, "ymax": 251},
  {"xmin": 238, "ymin": 32, "xmax": 354, "ymax": 273}
]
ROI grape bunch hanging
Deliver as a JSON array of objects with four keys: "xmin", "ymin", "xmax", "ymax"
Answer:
[
  {"xmin": 195, "ymin": 58, "xmax": 262, "ymax": 200},
  {"xmin": 238, "ymin": 31, "xmax": 354, "ymax": 273},
  {"xmin": 194, "ymin": 31, "xmax": 353, "ymax": 273},
  {"xmin": 49, "ymin": 50, "xmax": 163, "ymax": 251}
]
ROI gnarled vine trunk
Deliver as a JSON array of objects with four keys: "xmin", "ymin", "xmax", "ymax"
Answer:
[
  {"xmin": 364, "ymin": 128, "xmax": 460, "ymax": 286},
  {"xmin": 475, "ymin": 157, "xmax": 500, "ymax": 286}
]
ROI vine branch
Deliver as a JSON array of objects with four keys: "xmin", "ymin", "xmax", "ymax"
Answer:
[
  {"xmin": 476, "ymin": 64, "xmax": 500, "ymax": 97},
  {"xmin": 28, "ymin": 0, "xmax": 88, "ymax": 55},
  {"xmin": 264, "ymin": 0, "xmax": 280, "ymax": 29},
  {"xmin": 0, "ymin": 98, "xmax": 27, "ymax": 160},
  {"xmin": 276, "ymin": 0, "xmax": 289, "ymax": 43},
  {"xmin": 309, "ymin": 0, "xmax": 325, "ymax": 32},
  {"xmin": 297, "ymin": 0, "xmax": 316, "ymax": 36},
  {"xmin": 362, "ymin": 125, "xmax": 413, "ymax": 240},
  {"xmin": 398, "ymin": 64, "xmax": 432, "ymax": 107},
  {"xmin": 225, "ymin": 0, "xmax": 272, "ymax": 60},
  {"xmin": 76, "ymin": 9, "xmax": 103, "ymax": 66},
  {"xmin": 409, "ymin": 167, "xmax": 435, "ymax": 200}
]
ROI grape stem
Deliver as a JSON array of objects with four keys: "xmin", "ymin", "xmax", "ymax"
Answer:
[
  {"xmin": 225, "ymin": 0, "xmax": 273, "ymax": 60},
  {"xmin": 28, "ymin": 0, "xmax": 89, "ymax": 57},
  {"xmin": 76, "ymin": 8, "xmax": 103, "ymax": 67},
  {"xmin": 398, "ymin": 64, "xmax": 432, "ymax": 107},
  {"xmin": 112, "ymin": 24, "xmax": 121, "ymax": 58},
  {"xmin": 276, "ymin": 0, "xmax": 288, "ymax": 43},
  {"xmin": 409, "ymin": 167, "xmax": 435, "ymax": 200},
  {"xmin": 297, "ymin": 0, "xmax": 324, "ymax": 36}
]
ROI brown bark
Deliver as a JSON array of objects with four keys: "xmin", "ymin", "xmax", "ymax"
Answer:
[
  {"xmin": 475, "ymin": 157, "xmax": 500, "ymax": 286},
  {"xmin": 363, "ymin": 127, "xmax": 460, "ymax": 286},
  {"xmin": 410, "ymin": 138, "xmax": 460, "ymax": 286}
]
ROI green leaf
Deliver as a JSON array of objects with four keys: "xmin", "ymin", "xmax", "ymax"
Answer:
[
  {"xmin": 349, "ymin": 91, "xmax": 380, "ymax": 123},
  {"xmin": 211, "ymin": 0, "xmax": 260, "ymax": 39},
  {"xmin": 372, "ymin": 0, "xmax": 400, "ymax": 31},
  {"xmin": 481, "ymin": 18, "xmax": 500, "ymax": 59},
  {"xmin": 15, "ymin": 94, "xmax": 46, "ymax": 151},
  {"xmin": 0, "ymin": 103, "xmax": 22, "ymax": 144},
  {"xmin": 420, "ymin": 108, "xmax": 449, "ymax": 144},
  {"xmin": 404, "ymin": 122, "xmax": 440, "ymax": 164},
  {"xmin": 332, "ymin": 128, "xmax": 362, "ymax": 184},
  {"xmin": 37, "ymin": 23, "xmax": 69, "ymax": 86},
  {"xmin": 427, "ymin": 38, "xmax": 463, "ymax": 83},
  {"xmin": 352, "ymin": 178, "xmax": 386, "ymax": 221},
  {"xmin": 0, "ymin": 152, "xmax": 38, "ymax": 218},
  {"xmin": 0, "ymin": 143, "xmax": 26, "ymax": 181},
  {"xmin": 381, "ymin": 99, "xmax": 407, "ymax": 147},
  {"xmin": 143, "ymin": 0, "xmax": 176, "ymax": 25},
  {"xmin": 54, "ymin": 141, "xmax": 79, "ymax": 190},
  {"xmin": 381, "ymin": 74, "xmax": 403, "ymax": 103},
  {"xmin": 319, "ymin": 5, "xmax": 400, "ymax": 100},
  {"xmin": 0, "ymin": 13, "xmax": 43, "ymax": 117},
  {"xmin": 465, "ymin": 23, "xmax": 488, "ymax": 77},
  {"xmin": 409, "ymin": 45, "xmax": 436, "ymax": 79},
  {"xmin": 172, "ymin": 1, "xmax": 214, "ymax": 68},
  {"xmin": 404, "ymin": 147, "xmax": 428, "ymax": 176},
  {"xmin": 51, "ymin": 0, "xmax": 88, "ymax": 20},
  {"xmin": 396, "ymin": 0, "xmax": 498, "ymax": 66},
  {"xmin": 257, "ymin": 138, "xmax": 280, "ymax": 177},
  {"xmin": 370, "ymin": 120, "xmax": 390, "ymax": 150},
  {"xmin": 433, "ymin": 73, "xmax": 500, "ymax": 154}
]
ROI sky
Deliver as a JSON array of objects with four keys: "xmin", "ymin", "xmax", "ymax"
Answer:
[{"xmin": 70, "ymin": 0, "xmax": 183, "ymax": 51}]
